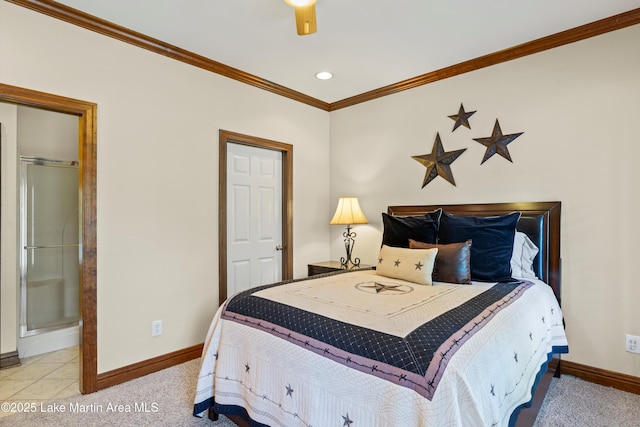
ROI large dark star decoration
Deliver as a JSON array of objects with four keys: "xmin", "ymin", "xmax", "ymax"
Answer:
[
  {"xmin": 473, "ymin": 119, "xmax": 523, "ymax": 164},
  {"xmin": 448, "ymin": 103, "xmax": 476, "ymax": 131},
  {"xmin": 412, "ymin": 133, "xmax": 466, "ymax": 188}
]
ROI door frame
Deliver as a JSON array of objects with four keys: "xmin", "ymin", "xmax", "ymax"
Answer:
[
  {"xmin": 218, "ymin": 130, "xmax": 293, "ymax": 304},
  {"xmin": 0, "ymin": 83, "xmax": 98, "ymax": 394}
]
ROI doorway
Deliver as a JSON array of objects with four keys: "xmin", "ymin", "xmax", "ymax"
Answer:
[
  {"xmin": 0, "ymin": 84, "xmax": 97, "ymax": 394},
  {"xmin": 218, "ymin": 130, "xmax": 293, "ymax": 304}
]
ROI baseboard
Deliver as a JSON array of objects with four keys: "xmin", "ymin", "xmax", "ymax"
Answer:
[
  {"xmin": 561, "ymin": 359, "xmax": 640, "ymax": 395},
  {"xmin": 96, "ymin": 343, "xmax": 203, "ymax": 390},
  {"xmin": 0, "ymin": 351, "xmax": 21, "ymax": 369}
]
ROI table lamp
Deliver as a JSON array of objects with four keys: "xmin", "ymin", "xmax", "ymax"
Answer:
[{"xmin": 330, "ymin": 196, "xmax": 368, "ymax": 268}]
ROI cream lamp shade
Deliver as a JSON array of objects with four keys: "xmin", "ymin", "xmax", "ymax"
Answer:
[{"xmin": 330, "ymin": 197, "xmax": 368, "ymax": 225}]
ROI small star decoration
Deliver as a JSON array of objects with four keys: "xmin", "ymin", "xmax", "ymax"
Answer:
[
  {"xmin": 448, "ymin": 103, "xmax": 476, "ymax": 131},
  {"xmin": 473, "ymin": 119, "xmax": 523, "ymax": 164},
  {"xmin": 286, "ymin": 384, "xmax": 294, "ymax": 397},
  {"xmin": 412, "ymin": 133, "xmax": 466, "ymax": 187},
  {"xmin": 342, "ymin": 413, "xmax": 354, "ymax": 426}
]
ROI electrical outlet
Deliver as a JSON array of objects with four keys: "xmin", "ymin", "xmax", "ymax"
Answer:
[
  {"xmin": 626, "ymin": 334, "xmax": 640, "ymax": 354},
  {"xmin": 151, "ymin": 320, "xmax": 163, "ymax": 337}
]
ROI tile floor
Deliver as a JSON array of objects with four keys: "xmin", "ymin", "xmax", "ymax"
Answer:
[{"xmin": 0, "ymin": 346, "xmax": 80, "ymax": 419}]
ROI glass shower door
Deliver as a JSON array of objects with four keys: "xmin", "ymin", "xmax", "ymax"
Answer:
[{"xmin": 20, "ymin": 157, "xmax": 80, "ymax": 337}]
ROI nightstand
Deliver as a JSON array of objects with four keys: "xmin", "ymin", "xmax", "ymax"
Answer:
[{"xmin": 307, "ymin": 261, "xmax": 373, "ymax": 277}]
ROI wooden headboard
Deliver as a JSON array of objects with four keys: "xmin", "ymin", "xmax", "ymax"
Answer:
[{"xmin": 388, "ymin": 201, "xmax": 562, "ymax": 305}]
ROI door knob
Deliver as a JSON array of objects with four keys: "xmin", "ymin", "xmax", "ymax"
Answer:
[{"xmin": 275, "ymin": 245, "xmax": 283, "ymax": 251}]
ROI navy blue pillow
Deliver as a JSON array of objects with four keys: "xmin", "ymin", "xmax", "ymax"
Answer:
[
  {"xmin": 381, "ymin": 209, "xmax": 442, "ymax": 248},
  {"xmin": 438, "ymin": 211, "xmax": 520, "ymax": 282}
]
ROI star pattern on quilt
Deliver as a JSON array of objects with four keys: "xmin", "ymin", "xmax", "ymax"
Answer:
[
  {"xmin": 415, "ymin": 261, "xmax": 424, "ymax": 270},
  {"xmin": 286, "ymin": 384, "xmax": 294, "ymax": 397},
  {"xmin": 364, "ymin": 282, "xmax": 399, "ymax": 294},
  {"xmin": 342, "ymin": 413, "xmax": 353, "ymax": 426},
  {"xmin": 490, "ymin": 384, "xmax": 495, "ymax": 396},
  {"xmin": 394, "ymin": 259, "xmax": 401, "ymax": 267},
  {"xmin": 473, "ymin": 119, "xmax": 523, "ymax": 164},
  {"xmin": 245, "ymin": 363, "xmax": 250, "ymax": 373},
  {"xmin": 514, "ymin": 352, "xmax": 518, "ymax": 363},
  {"xmin": 448, "ymin": 103, "xmax": 476, "ymax": 131},
  {"xmin": 412, "ymin": 132, "xmax": 466, "ymax": 187},
  {"xmin": 356, "ymin": 281, "xmax": 412, "ymax": 295}
]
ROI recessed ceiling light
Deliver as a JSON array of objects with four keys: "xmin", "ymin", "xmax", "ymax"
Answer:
[{"xmin": 315, "ymin": 71, "xmax": 333, "ymax": 80}]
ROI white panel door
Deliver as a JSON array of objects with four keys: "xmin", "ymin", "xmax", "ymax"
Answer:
[{"xmin": 227, "ymin": 143, "xmax": 282, "ymax": 297}]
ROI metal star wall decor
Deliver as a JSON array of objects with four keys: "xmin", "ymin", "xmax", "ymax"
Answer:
[
  {"xmin": 473, "ymin": 119, "xmax": 523, "ymax": 164},
  {"xmin": 412, "ymin": 133, "xmax": 466, "ymax": 188},
  {"xmin": 448, "ymin": 103, "xmax": 476, "ymax": 131}
]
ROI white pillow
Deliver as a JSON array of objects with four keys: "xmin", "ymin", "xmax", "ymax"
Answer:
[
  {"xmin": 511, "ymin": 231, "xmax": 538, "ymax": 279},
  {"xmin": 376, "ymin": 245, "xmax": 438, "ymax": 285}
]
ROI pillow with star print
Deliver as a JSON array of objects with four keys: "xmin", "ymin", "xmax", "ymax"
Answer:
[
  {"xmin": 376, "ymin": 245, "xmax": 438, "ymax": 285},
  {"xmin": 409, "ymin": 239, "xmax": 472, "ymax": 284}
]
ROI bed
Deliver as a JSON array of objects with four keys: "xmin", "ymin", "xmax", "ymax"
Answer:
[{"xmin": 194, "ymin": 201, "xmax": 568, "ymax": 426}]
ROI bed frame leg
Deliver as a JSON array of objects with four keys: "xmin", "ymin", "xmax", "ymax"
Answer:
[
  {"xmin": 553, "ymin": 357, "xmax": 562, "ymax": 378},
  {"xmin": 208, "ymin": 408, "xmax": 219, "ymax": 421}
]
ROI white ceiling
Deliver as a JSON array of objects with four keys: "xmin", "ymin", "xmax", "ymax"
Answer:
[{"xmin": 55, "ymin": 0, "xmax": 640, "ymax": 104}]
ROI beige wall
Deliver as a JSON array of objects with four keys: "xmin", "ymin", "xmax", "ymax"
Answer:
[
  {"xmin": 329, "ymin": 25, "xmax": 640, "ymax": 377},
  {"xmin": 17, "ymin": 105, "xmax": 78, "ymax": 159},
  {"xmin": 0, "ymin": 2, "xmax": 330, "ymax": 372}
]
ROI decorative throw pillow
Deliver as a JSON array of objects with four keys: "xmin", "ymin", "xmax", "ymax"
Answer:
[
  {"xmin": 409, "ymin": 239, "xmax": 472, "ymax": 284},
  {"xmin": 511, "ymin": 231, "xmax": 539, "ymax": 279},
  {"xmin": 376, "ymin": 245, "xmax": 438, "ymax": 285},
  {"xmin": 438, "ymin": 211, "xmax": 521, "ymax": 282},
  {"xmin": 381, "ymin": 209, "xmax": 442, "ymax": 248}
]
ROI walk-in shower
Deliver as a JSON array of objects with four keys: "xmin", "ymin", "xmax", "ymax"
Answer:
[{"xmin": 19, "ymin": 156, "xmax": 80, "ymax": 351}]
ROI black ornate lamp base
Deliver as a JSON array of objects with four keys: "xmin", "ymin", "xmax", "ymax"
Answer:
[{"xmin": 340, "ymin": 225, "xmax": 360, "ymax": 269}]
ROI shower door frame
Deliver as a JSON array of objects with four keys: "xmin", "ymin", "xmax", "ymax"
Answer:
[
  {"xmin": 0, "ymin": 83, "xmax": 98, "ymax": 394},
  {"xmin": 19, "ymin": 156, "xmax": 80, "ymax": 338}
]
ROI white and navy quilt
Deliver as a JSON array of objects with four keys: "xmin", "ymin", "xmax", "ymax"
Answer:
[{"xmin": 194, "ymin": 270, "xmax": 568, "ymax": 426}]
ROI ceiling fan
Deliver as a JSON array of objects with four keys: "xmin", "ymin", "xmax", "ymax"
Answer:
[{"xmin": 284, "ymin": 0, "xmax": 317, "ymax": 36}]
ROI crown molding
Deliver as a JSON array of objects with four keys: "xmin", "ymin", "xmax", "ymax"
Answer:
[
  {"xmin": 8, "ymin": 1, "xmax": 640, "ymax": 112},
  {"xmin": 6, "ymin": 0, "xmax": 330, "ymax": 111},
  {"xmin": 329, "ymin": 7, "xmax": 640, "ymax": 111}
]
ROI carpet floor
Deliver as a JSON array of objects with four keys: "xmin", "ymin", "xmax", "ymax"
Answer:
[{"xmin": 1, "ymin": 358, "xmax": 639, "ymax": 426}]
